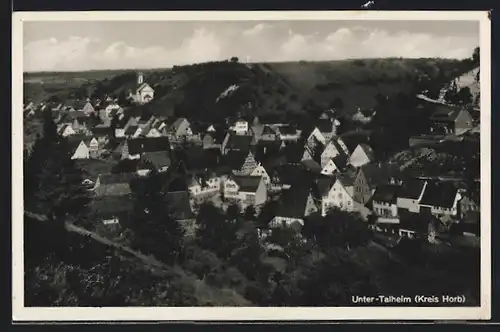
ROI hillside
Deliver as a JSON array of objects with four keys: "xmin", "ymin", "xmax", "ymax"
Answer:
[{"xmin": 24, "ymin": 58, "xmax": 468, "ymax": 123}]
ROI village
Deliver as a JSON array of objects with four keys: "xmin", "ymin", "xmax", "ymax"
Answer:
[{"xmin": 23, "ymin": 70, "xmax": 481, "ymax": 251}]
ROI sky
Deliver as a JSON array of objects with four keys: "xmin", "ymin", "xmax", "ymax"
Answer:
[{"xmin": 23, "ymin": 20, "xmax": 479, "ymax": 72}]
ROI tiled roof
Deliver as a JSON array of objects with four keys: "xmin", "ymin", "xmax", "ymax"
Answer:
[
  {"xmin": 127, "ymin": 137, "xmax": 170, "ymax": 155},
  {"xmin": 90, "ymin": 196, "xmax": 133, "ymax": 219},
  {"xmin": 276, "ymin": 181, "xmax": 313, "ymax": 218},
  {"xmin": 221, "ymin": 150, "xmax": 251, "ymax": 171},
  {"xmin": 419, "ymin": 181, "xmax": 459, "ymax": 209},
  {"xmin": 372, "ymin": 184, "xmax": 401, "ymax": 204},
  {"xmin": 301, "ymin": 159, "xmax": 322, "ymax": 173},
  {"xmin": 316, "ymin": 118, "xmax": 333, "ymax": 134},
  {"xmin": 398, "ymin": 179, "xmax": 427, "ymax": 200},
  {"xmin": 144, "ymin": 151, "xmax": 171, "ymax": 169},
  {"xmin": 166, "ymin": 191, "xmax": 195, "ymax": 221},
  {"xmin": 224, "ymin": 133, "xmax": 253, "ymax": 151},
  {"xmin": 359, "ymin": 163, "xmax": 400, "ymax": 187},
  {"xmin": 232, "ymin": 175, "xmax": 262, "ymax": 193},
  {"xmin": 339, "ymin": 131, "xmax": 371, "ymax": 154},
  {"xmin": 429, "ymin": 106, "xmax": 465, "ymax": 122}
]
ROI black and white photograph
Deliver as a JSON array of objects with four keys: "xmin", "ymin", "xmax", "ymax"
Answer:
[{"xmin": 13, "ymin": 11, "xmax": 491, "ymax": 321}]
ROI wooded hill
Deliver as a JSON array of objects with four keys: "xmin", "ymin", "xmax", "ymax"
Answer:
[{"xmin": 24, "ymin": 57, "xmax": 473, "ymax": 124}]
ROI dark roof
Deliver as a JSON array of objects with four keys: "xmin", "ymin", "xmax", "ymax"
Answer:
[
  {"xmin": 144, "ymin": 151, "xmax": 171, "ymax": 169},
  {"xmin": 90, "ymin": 196, "xmax": 133, "ymax": 219},
  {"xmin": 276, "ymin": 182, "xmax": 313, "ymax": 218},
  {"xmin": 98, "ymin": 172, "xmax": 138, "ymax": 185},
  {"xmin": 269, "ymin": 164, "xmax": 308, "ymax": 186},
  {"xmin": 183, "ymin": 146, "xmax": 220, "ymax": 171},
  {"xmin": 398, "ymin": 179, "xmax": 427, "ymax": 200},
  {"xmin": 221, "ymin": 150, "xmax": 251, "ymax": 171},
  {"xmin": 95, "ymin": 173, "xmax": 137, "ymax": 197},
  {"xmin": 339, "ymin": 131, "xmax": 371, "ymax": 154},
  {"xmin": 316, "ymin": 119, "xmax": 333, "ymax": 134},
  {"xmin": 301, "ymin": 159, "xmax": 322, "ymax": 173},
  {"xmin": 277, "ymin": 125, "xmax": 298, "ymax": 136},
  {"xmin": 429, "ymin": 106, "xmax": 466, "ymax": 122},
  {"xmin": 282, "ymin": 141, "xmax": 305, "ymax": 164},
  {"xmin": 224, "ymin": 133, "xmax": 253, "ymax": 151},
  {"xmin": 314, "ymin": 175, "xmax": 336, "ymax": 198},
  {"xmin": 125, "ymin": 125, "xmax": 139, "ymax": 136},
  {"xmin": 127, "ymin": 137, "xmax": 170, "ymax": 155},
  {"xmin": 372, "ymin": 184, "xmax": 401, "ymax": 204},
  {"xmin": 398, "ymin": 209, "xmax": 429, "ymax": 233},
  {"xmin": 419, "ymin": 181, "xmax": 459, "ymax": 209},
  {"xmin": 232, "ymin": 175, "xmax": 262, "ymax": 193},
  {"xmin": 337, "ymin": 173, "xmax": 357, "ymax": 187},
  {"xmin": 359, "ymin": 163, "xmax": 399, "ymax": 187},
  {"xmin": 166, "ymin": 191, "xmax": 195, "ymax": 220},
  {"xmin": 330, "ymin": 153, "xmax": 348, "ymax": 169},
  {"xmin": 91, "ymin": 125, "xmax": 112, "ymax": 136}
]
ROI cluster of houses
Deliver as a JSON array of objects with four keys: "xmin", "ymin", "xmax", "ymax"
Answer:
[{"xmin": 24, "ymin": 72, "xmax": 480, "ymax": 244}]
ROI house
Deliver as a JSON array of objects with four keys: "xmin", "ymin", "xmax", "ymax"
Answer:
[
  {"xmin": 221, "ymin": 150, "xmax": 258, "ymax": 175},
  {"xmin": 396, "ymin": 179, "xmax": 428, "ymax": 213},
  {"xmin": 371, "ymin": 184, "xmax": 401, "ymax": 220},
  {"xmin": 221, "ymin": 132, "xmax": 254, "ymax": 155},
  {"xmin": 316, "ymin": 118, "xmax": 339, "ymax": 142},
  {"xmin": 269, "ymin": 181, "xmax": 318, "ymax": 228},
  {"xmin": 249, "ymin": 164, "xmax": 271, "ymax": 186},
  {"xmin": 419, "ymin": 181, "xmax": 463, "ymax": 218},
  {"xmin": 349, "ymin": 143, "xmax": 375, "ymax": 168},
  {"xmin": 321, "ymin": 174, "xmax": 357, "ymax": 216},
  {"xmin": 336, "ymin": 131, "xmax": 371, "ymax": 157},
  {"xmin": 230, "ymin": 118, "xmax": 250, "ymax": 135},
  {"xmin": 254, "ymin": 140, "xmax": 282, "ymax": 164},
  {"xmin": 188, "ymin": 172, "xmax": 222, "ymax": 200},
  {"xmin": 274, "ymin": 124, "xmax": 301, "ymax": 141},
  {"xmin": 301, "ymin": 159, "xmax": 322, "ymax": 174},
  {"xmin": 129, "ymin": 72, "xmax": 155, "ymax": 104},
  {"xmin": 306, "ymin": 127, "xmax": 326, "ymax": 149},
  {"xmin": 58, "ymin": 124, "xmax": 77, "ymax": 137},
  {"xmin": 429, "ymin": 106, "xmax": 473, "ymax": 135},
  {"xmin": 320, "ymin": 140, "xmax": 345, "ymax": 168},
  {"xmin": 353, "ymin": 163, "xmax": 400, "ymax": 205},
  {"xmin": 67, "ymin": 136, "xmax": 100, "ymax": 159},
  {"xmin": 142, "ymin": 151, "xmax": 171, "ymax": 173},
  {"xmin": 91, "ymin": 125, "xmax": 112, "ymax": 145},
  {"xmin": 181, "ymin": 146, "xmax": 221, "ymax": 173},
  {"xmin": 121, "ymin": 137, "xmax": 171, "ymax": 160},
  {"xmin": 223, "ymin": 175, "xmax": 268, "ymax": 208},
  {"xmin": 259, "ymin": 125, "xmax": 278, "ymax": 142},
  {"xmin": 458, "ymin": 190, "xmax": 480, "ymax": 220},
  {"xmin": 321, "ymin": 154, "xmax": 348, "ymax": 176},
  {"xmin": 169, "ymin": 118, "xmax": 193, "ymax": 139},
  {"xmin": 93, "ymin": 172, "xmax": 138, "ymax": 197},
  {"xmin": 82, "ymin": 101, "xmax": 95, "ymax": 116},
  {"xmin": 166, "ymin": 189, "xmax": 196, "ymax": 220},
  {"xmin": 301, "ymin": 145, "xmax": 314, "ymax": 162}
]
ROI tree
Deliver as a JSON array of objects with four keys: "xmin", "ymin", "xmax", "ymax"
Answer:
[
  {"xmin": 244, "ymin": 205, "xmax": 257, "ymax": 221},
  {"xmin": 195, "ymin": 203, "xmax": 240, "ymax": 259},
  {"xmin": 296, "ymin": 249, "xmax": 379, "ymax": 306},
  {"xmin": 329, "ymin": 97, "xmax": 344, "ymax": 110},
  {"xmin": 472, "ymin": 47, "xmax": 480, "ymax": 66},
  {"xmin": 230, "ymin": 57, "xmax": 239, "ymax": 63},
  {"xmin": 303, "ymin": 210, "xmax": 371, "ymax": 251},
  {"xmin": 131, "ymin": 174, "xmax": 184, "ymax": 264}
]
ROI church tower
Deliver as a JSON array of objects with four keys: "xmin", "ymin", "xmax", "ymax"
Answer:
[{"xmin": 137, "ymin": 72, "xmax": 144, "ymax": 85}]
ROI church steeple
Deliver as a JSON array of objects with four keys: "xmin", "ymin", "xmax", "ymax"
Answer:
[{"xmin": 137, "ymin": 72, "xmax": 144, "ymax": 85}]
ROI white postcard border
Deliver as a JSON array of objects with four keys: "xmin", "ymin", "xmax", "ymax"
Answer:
[{"xmin": 12, "ymin": 10, "xmax": 492, "ymax": 322}]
